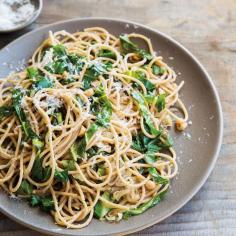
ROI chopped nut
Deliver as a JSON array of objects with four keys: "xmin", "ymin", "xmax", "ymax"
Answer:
[
  {"xmin": 175, "ymin": 118, "xmax": 187, "ymax": 131},
  {"xmin": 78, "ymin": 126, "xmax": 86, "ymax": 137},
  {"xmin": 130, "ymin": 54, "xmax": 141, "ymax": 62},
  {"xmin": 44, "ymin": 38, "xmax": 53, "ymax": 47},
  {"xmin": 145, "ymin": 180, "xmax": 156, "ymax": 190}
]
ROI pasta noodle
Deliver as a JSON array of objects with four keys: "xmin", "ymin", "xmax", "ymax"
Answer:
[{"xmin": 0, "ymin": 27, "xmax": 188, "ymax": 229}]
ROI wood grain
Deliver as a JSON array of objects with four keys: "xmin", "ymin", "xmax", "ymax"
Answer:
[{"xmin": 0, "ymin": 0, "xmax": 236, "ymax": 235}]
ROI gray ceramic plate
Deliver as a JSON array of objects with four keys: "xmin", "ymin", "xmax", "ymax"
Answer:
[{"xmin": 0, "ymin": 18, "xmax": 223, "ymax": 236}]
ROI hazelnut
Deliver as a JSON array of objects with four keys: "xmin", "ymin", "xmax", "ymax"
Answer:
[
  {"xmin": 175, "ymin": 118, "xmax": 187, "ymax": 131},
  {"xmin": 145, "ymin": 180, "xmax": 156, "ymax": 190}
]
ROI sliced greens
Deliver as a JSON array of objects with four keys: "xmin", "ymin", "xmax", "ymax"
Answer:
[
  {"xmin": 70, "ymin": 86, "xmax": 112, "ymax": 161},
  {"xmin": 126, "ymin": 70, "xmax": 155, "ymax": 91},
  {"xmin": 98, "ymin": 49, "xmax": 116, "ymax": 59},
  {"xmin": 70, "ymin": 123, "xmax": 99, "ymax": 161},
  {"xmin": 120, "ymin": 34, "xmax": 153, "ymax": 60},
  {"xmin": 17, "ymin": 180, "xmax": 54, "ymax": 212},
  {"xmin": 0, "ymin": 105, "xmax": 14, "ymax": 121},
  {"xmin": 97, "ymin": 166, "xmax": 106, "ymax": 176},
  {"xmin": 152, "ymin": 64, "xmax": 166, "ymax": 75},
  {"xmin": 33, "ymin": 76, "xmax": 53, "ymax": 91},
  {"xmin": 83, "ymin": 62, "xmax": 112, "ymax": 90},
  {"xmin": 131, "ymin": 131, "xmax": 174, "ymax": 165},
  {"xmin": 27, "ymin": 67, "xmax": 39, "ymax": 79},
  {"xmin": 156, "ymin": 94, "xmax": 166, "ymax": 112},
  {"xmin": 61, "ymin": 160, "xmax": 76, "ymax": 171},
  {"xmin": 91, "ymin": 85, "xmax": 112, "ymax": 127},
  {"xmin": 132, "ymin": 132, "xmax": 161, "ymax": 164},
  {"xmin": 27, "ymin": 67, "xmax": 54, "ymax": 92},
  {"xmin": 55, "ymin": 169, "xmax": 69, "ymax": 182},
  {"xmin": 31, "ymin": 157, "xmax": 51, "ymax": 182},
  {"xmin": 94, "ymin": 191, "xmax": 112, "ymax": 219},
  {"xmin": 16, "ymin": 180, "xmax": 33, "ymax": 195},
  {"xmin": 12, "ymin": 88, "xmax": 44, "ymax": 150},
  {"xmin": 123, "ymin": 190, "xmax": 167, "ymax": 219},
  {"xmin": 148, "ymin": 167, "xmax": 169, "ymax": 185},
  {"xmin": 44, "ymin": 44, "xmax": 85, "ymax": 76},
  {"xmin": 131, "ymin": 91, "xmax": 160, "ymax": 136},
  {"xmin": 30, "ymin": 195, "xmax": 54, "ymax": 212}
]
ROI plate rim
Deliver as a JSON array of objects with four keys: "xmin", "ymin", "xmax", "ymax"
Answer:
[{"xmin": 0, "ymin": 17, "xmax": 224, "ymax": 236}]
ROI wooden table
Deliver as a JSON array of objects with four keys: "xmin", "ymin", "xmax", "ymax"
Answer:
[{"xmin": 0, "ymin": 0, "xmax": 235, "ymax": 235}]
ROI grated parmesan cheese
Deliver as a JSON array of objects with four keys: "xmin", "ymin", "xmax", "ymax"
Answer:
[
  {"xmin": 113, "ymin": 82, "xmax": 122, "ymax": 91},
  {"xmin": 0, "ymin": 0, "xmax": 35, "ymax": 30},
  {"xmin": 36, "ymin": 95, "xmax": 62, "ymax": 115},
  {"xmin": 41, "ymin": 48, "xmax": 54, "ymax": 67}
]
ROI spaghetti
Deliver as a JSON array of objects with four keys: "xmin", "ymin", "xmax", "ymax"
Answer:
[{"xmin": 0, "ymin": 27, "xmax": 188, "ymax": 228}]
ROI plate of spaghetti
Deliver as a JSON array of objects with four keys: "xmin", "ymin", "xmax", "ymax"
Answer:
[{"xmin": 0, "ymin": 18, "xmax": 223, "ymax": 235}]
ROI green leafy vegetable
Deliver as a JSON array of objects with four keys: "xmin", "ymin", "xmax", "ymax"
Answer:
[
  {"xmin": 44, "ymin": 45, "xmax": 85, "ymax": 76},
  {"xmin": 70, "ymin": 139, "xmax": 84, "ymax": 161},
  {"xmin": 83, "ymin": 63, "xmax": 111, "ymax": 90},
  {"xmin": 70, "ymin": 86, "xmax": 112, "ymax": 160},
  {"xmin": 61, "ymin": 160, "xmax": 76, "ymax": 171},
  {"xmin": 119, "ymin": 35, "xmax": 153, "ymax": 60},
  {"xmin": 97, "ymin": 166, "xmax": 105, "ymax": 176},
  {"xmin": 126, "ymin": 70, "xmax": 155, "ymax": 91},
  {"xmin": 148, "ymin": 167, "xmax": 169, "ymax": 185},
  {"xmin": 131, "ymin": 91, "xmax": 160, "ymax": 136},
  {"xmin": 70, "ymin": 123, "xmax": 99, "ymax": 161},
  {"xmin": 55, "ymin": 112, "xmax": 63, "ymax": 124},
  {"xmin": 123, "ymin": 190, "xmax": 167, "ymax": 219},
  {"xmin": 86, "ymin": 146, "xmax": 99, "ymax": 158},
  {"xmin": 98, "ymin": 49, "xmax": 116, "ymax": 59},
  {"xmin": 55, "ymin": 169, "xmax": 69, "ymax": 182},
  {"xmin": 132, "ymin": 132, "xmax": 160, "ymax": 153},
  {"xmin": 53, "ymin": 44, "xmax": 66, "ymax": 56},
  {"xmin": 143, "ymin": 94, "xmax": 156, "ymax": 104},
  {"xmin": 144, "ymin": 152, "xmax": 158, "ymax": 164},
  {"xmin": 144, "ymin": 93, "xmax": 166, "ymax": 113},
  {"xmin": 156, "ymin": 94, "xmax": 166, "ymax": 112},
  {"xmin": 0, "ymin": 105, "xmax": 14, "ymax": 120},
  {"xmin": 17, "ymin": 180, "xmax": 33, "ymax": 195},
  {"xmin": 26, "ymin": 67, "xmax": 54, "ymax": 94},
  {"xmin": 34, "ymin": 76, "xmax": 53, "ymax": 91},
  {"xmin": 132, "ymin": 132, "xmax": 162, "ymax": 164},
  {"xmin": 61, "ymin": 76, "xmax": 76, "ymax": 85},
  {"xmin": 40, "ymin": 196, "xmax": 54, "ymax": 211},
  {"xmin": 132, "ymin": 130, "xmax": 173, "ymax": 165},
  {"xmin": 159, "ymin": 134, "xmax": 174, "ymax": 148},
  {"xmin": 152, "ymin": 64, "xmax": 166, "ymax": 75},
  {"xmin": 31, "ymin": 139, "xmax": 43, "ymax": 150},
  {"xmin": 92, "ymin": 86, "xmax": 112, "ymax": 127},
  {"xmin": 45, "ymin": 61, "xmax": 67, "ymax": 75},
  {"xmin": 12, "ymin": 89, "xmax": 44, "ymax": 150},
  {"xmin": 30, "ymin": 195, "xmax": 54, "ymax": 212},
  {"xmin": 27, "ymin": 67, "xmax": 39, "ymax": 80},
  {"xmin": 94, "ymin": 191, "xmax": 111, "ymax": 219},
  {"xmin": 30, "ymin": 195, "xmax": 41, "ymax": 206},
  {"xmin": 83, "ymin": 69, "xmax": 97, "ymax": 90},
  {"xmin": 31, "ymin": 157, "xmax": 51, "ymax": 182}
]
